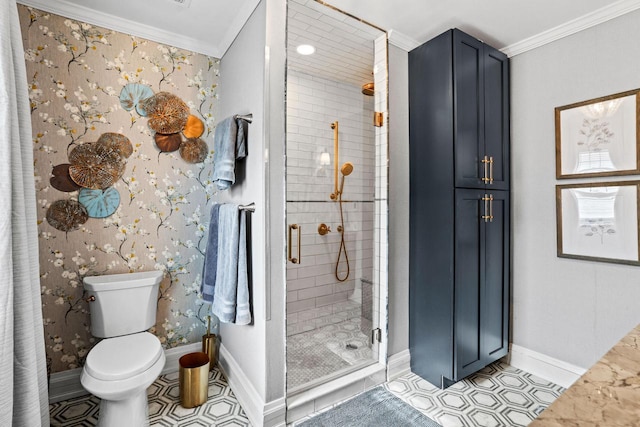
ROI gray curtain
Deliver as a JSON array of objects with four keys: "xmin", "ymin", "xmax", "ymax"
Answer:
[{"xmin": 0, "ymin": 2, "xmax": 50, "ymax": 426}]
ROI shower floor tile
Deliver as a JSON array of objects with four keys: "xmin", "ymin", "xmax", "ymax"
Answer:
[
  {"xmin": 286, "ymin": 316, "xmax": 373, "ymax": 389},
  {"xmin": 49, "ymin": 367, "xmax": 249, "ymax": 426}
]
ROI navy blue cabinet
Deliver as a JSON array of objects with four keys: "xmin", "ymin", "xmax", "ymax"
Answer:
[
  {"xmin": 453, "ymin": 30, "xmax": 510, "ymax": 190},
  {"xmin": 409, "ymin": 29, "xmax": 510, "ymax": 388},
  {"xmin": 454, "ymin": 189, "xmax": 510, "ymax": 381}
]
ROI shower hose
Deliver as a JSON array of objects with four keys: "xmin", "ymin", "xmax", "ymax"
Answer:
[{"xmin": 335, "ymin": 191, "xmax": 350, "ymax": 282}]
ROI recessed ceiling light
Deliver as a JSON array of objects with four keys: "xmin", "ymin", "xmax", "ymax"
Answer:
[{"xmin": 296, "ymin": 44, "xmax": 316, "ymax": 55}]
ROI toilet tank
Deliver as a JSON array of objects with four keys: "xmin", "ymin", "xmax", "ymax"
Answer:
[{"xmin": 84, "ymin": 270, "xmax": 163, "ymax": 338}]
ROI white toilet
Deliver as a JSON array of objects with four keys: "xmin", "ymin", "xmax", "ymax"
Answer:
[{"xmin": 81, "ymin": 270, "xmax": 166, "ymax": 427}]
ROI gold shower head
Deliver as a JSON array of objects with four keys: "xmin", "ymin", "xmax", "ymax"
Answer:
[
  {"xmin": 361, "ymin": 82, "xmax": 374, "ymax": 96},
  {"xmin": 339, "ymin": 162, "xmax": 354, "ymax": 196},
  {"xmin": 341, "ymin": 162, "xmax": 354, "ymax": 176}
]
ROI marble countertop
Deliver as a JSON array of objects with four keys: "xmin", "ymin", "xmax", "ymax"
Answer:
[{"xmin": 530, "ymin": 324, "xmax": 640, "ymax": 426}]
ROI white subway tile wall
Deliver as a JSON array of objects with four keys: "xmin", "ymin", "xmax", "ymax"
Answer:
[{"xmin": 286, "ymin": 69, "xmax": 376, "ymax": 337}]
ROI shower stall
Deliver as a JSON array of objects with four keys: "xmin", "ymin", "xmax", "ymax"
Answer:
[{"xmin": 285, "ymin": 0, "xmax": 388, "ymax": 404}]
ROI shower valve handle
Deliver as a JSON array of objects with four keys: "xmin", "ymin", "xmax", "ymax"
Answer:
[{"xmin": 318, "ymin": 223, "xmax": 332, "ymax": 235}]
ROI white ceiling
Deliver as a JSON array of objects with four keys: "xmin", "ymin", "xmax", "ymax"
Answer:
[
  {"xmin": 325, "ymin": 0, "xmax": 637, "ymax": 54},
  {"xmin": 288, "ymin": 0, "xmax": 383, "ymax": 87},
  {"xmin": 17, "ymin": 0, "xmax": 640, "ymax": 58}
]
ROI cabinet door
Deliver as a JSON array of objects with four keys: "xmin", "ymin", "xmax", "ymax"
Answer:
[
  {"xmin": 454, "ymin": 189, "xmax": 510, "ymax": 380},
  {"xmin": 453, "ymin": 31, "xmax": 485, "ymax": 189},
  {"xmin": 483, "ymin": 47, "xmax": 510, "ymax": 190},
  {"xmin": 482, "ymin": 190, "xmax": 510, "ymax": 363},
  {"xmin": 454, "ymin": 189, "xmax": 486, "ymax": 379},
  {"xmin": 453, "ymin": 30, "xmax": 510, "ymax": 190}
]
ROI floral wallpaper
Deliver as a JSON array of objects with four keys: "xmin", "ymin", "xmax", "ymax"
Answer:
[{"xmin": 18, "ymin": 5, "xmax": 220, "ymax": 375}]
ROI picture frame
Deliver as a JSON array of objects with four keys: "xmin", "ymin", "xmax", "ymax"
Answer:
[
  {"xmin": 555, "ymin": 89, "xmax": 640, "ymax": 179},
  {"xmin": 556, "ymin": 181, "xmax": 640, "ymax": 265}
]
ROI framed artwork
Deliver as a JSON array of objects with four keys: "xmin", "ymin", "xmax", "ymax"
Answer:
[
  {"xmin": 556, "ymin": 181, "xmax": 640, "ymax": 265},
  {"xmin": 555, "ymin": 89, "xmax": 640, "ymax": 179}
]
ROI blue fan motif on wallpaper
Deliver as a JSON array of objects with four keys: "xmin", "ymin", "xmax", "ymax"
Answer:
[
  {"xmin": 119, "ymin": 83, "xmax": 154, "ymax": 117},
  {"xmin": 78, "ymin": 187, "xmax": 121, "ymax": 218}
]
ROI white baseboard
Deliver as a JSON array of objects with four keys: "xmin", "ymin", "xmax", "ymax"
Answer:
[
  {"xmin": 48, "ymin": 342, "xmax": 202, "ymax": 404},
  {"xmin": 48, "ymin": 367, "xmax": 85, "ymax": 404},
  {"xmin": 162, "ymin": 342, "xmax": 202, "ymax": 376},
  {"xmin": 387, "ymin": 349, "xmax": 411, "ymax": 381},
  {"xmin": 218, "ymin": 344, "xmax": 286, "ymax": 427},
  {"xmin": 507, "ymin": 344, "xmax": 586, "ymax": 389}
]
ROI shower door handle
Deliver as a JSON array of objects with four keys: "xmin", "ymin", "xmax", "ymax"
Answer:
[{"xmin": 288, "ymin": 224, "xmax": 301, "ymax": 264}]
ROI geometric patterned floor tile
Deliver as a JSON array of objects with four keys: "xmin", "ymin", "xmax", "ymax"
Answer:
[
  {"xmin": 49, "ymin": 367, "xmax": 250, "ymax": 427},
  {"xmin": 384, "ymin": 361, "xmax": 565, "ymax": 427},
  {"xmin": 52, "ymin": 360, "xmax": 564, "ymax": 427}
]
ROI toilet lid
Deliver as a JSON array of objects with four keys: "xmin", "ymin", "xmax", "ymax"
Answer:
[{"xmin": 85, "ymin": 332, "xmax": 163, "ymax": 381}]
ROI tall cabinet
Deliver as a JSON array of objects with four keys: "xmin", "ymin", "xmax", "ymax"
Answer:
[{"xmin": 408, "ymin": 28, "xmax": 510, "ymax": 388}]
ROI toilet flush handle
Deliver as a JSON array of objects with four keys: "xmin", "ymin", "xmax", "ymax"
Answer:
[{"xmin": 85, "ymin": 295, "xmax": 96, "ymax": 302}]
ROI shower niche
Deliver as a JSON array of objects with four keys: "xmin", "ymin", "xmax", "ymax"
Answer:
[{"xmin": 285, "ymin": 0, "xmax": 388, "ymax": 402}]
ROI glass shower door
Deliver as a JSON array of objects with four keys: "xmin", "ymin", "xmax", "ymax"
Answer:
[{"xmin": 285, "ymin": 0, "xmax": 388, "ymax": 394}]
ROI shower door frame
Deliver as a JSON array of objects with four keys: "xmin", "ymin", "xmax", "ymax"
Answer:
[{"xmin": 283, "ymin": 0, "xmax": 390, "ymax": 405}]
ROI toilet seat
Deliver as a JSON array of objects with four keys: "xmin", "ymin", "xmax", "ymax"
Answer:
[{"xmin": 85, "ymin": 332, "xmax": 163, "ymax": 381}]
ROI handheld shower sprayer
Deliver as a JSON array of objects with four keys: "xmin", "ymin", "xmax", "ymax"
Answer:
[
  {"xmin": 335, "ymin": 162, "xmax": 353, "ymax": 282},
  {"xmin": 338, "ymin": 162, "xmax": 354, "ymax": 197}
]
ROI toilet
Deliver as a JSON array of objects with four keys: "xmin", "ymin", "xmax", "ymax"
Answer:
[{"xmin": 81, "ymin": 270, "xmax": 165, "ymax": 427}]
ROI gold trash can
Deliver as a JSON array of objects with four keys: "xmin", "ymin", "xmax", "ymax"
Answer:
[
  {"xmin": 202, "ymin": 333, "xmax": 217, "ymax": 370},
  {"xmin": 179, "ymin": 352, "xmax": 210, "ymax": 408}
]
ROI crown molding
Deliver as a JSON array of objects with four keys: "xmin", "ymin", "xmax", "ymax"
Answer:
[
  {"xmin": 387, "ymin": 29, "xmax": 421, "ymax": 52},
  {"xmin": 502, "ymin": 0, "xmax": 640, "ymax": 57},
  {"xmin": 16, "ymin": 0, "xmax": 222, "ymax": 57}
]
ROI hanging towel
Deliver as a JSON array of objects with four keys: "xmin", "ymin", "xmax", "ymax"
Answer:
[
  {"xmin": 211, "ymin": 204, "xmax": 251, "ymax": 325},
  {"xmin": 235, "ymin": 116, "xmax": 248, "ymax": 158},
  {"xmin": 212, "ymin": 116, "xmax": 248, "ymax": 191},
  {"xmin": 235, "ymin": 209, "xmax": 251, "ymax": 324},
  {"xmin": 201, "ymin": 203, "xmax": 221, "ymax": 303}
]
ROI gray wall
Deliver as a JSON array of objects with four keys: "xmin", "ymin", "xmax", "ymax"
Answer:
[
  {"xmin": 511, "ymin": 9, "xmax": 640, "ymax": 368},
  {"xmin": 199, "ymin": 0, "xmax": 288, "ymax": 414},
  {"xmin": 263, "ymin": 0, "xmax": 287, "ymax": 405},
  {"xmin": 387, "ymin": 44, "xmax": 410, "ymax": 356},
  {"xmin": 218, "ymin": 0, "xmax": 269, "ymax": 399}
]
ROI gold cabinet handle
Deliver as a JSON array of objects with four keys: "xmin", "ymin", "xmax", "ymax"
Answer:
[
  {"xmin": 482, "ymin": 194, "xmax": 489, "ymax": 222},
  {"xmin": 482, "ymin": 194, "xmax": 494, "ymax": 223},
  {"xmin": 288, "ymin": 224, "xmax": 301, "ymax": 264},
  {"xmin": 489, "ymin": 156, "xmax": 494, "ymax": 184},
  {"xmin": 481, "ymin": 156, "xmax": 490, "ymax": 183},
  {"xmin": 489, "ymin": 194, "xmax": 493, "ymax": 222}
]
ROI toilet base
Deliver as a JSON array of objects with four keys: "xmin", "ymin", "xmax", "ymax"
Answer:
[{"xmin": 98, "ymin": 390, "xmax": 149, "ymax": 427}]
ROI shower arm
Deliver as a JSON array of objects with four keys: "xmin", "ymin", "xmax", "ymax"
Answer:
[{"xmin": 330, "ymin": 121, "xmax": 339, "ymax": 200}]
